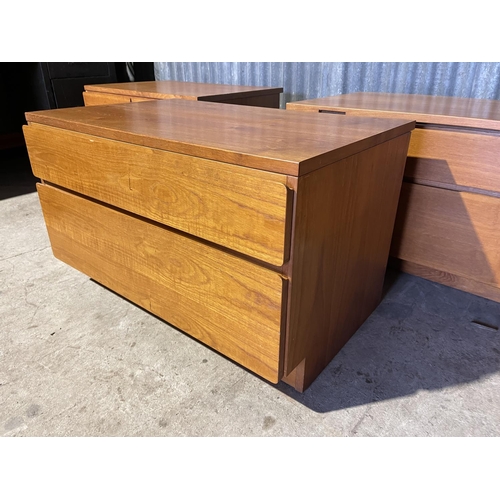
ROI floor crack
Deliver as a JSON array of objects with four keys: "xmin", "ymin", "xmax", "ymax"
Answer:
[{"xmin": 0, "ymin": 245, "xmax": 51, "ymax": 263}]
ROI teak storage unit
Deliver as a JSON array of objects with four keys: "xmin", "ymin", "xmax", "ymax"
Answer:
[
  {"xmin": 288, "ymin": 93, "xmax": 500, "ymax": 303},
  {"xmin": 83, "ymin": 80, "xmax": 283, "ymax": 108},
  {"xmin": 24, "ymin": 100, "xmax": 414, "ymax": 391}
]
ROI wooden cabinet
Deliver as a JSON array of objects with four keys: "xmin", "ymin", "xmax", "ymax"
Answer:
[
  {"xmin": 83, "ymin": 81, "xmax": 283, "ymax": 108},
  {"xmin": 288, "ymin": 93, "xmax": 500, "ymax": 303},
  {"xmin": 23, "ymin": 100, "xmax": 413, "ymax": 391}
]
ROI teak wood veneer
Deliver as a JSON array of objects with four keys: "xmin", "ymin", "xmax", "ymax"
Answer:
[
  {"xmin": 24, "ymin": 99, "xmax": 414, "ymax": 391},
  {"xmin": 288, "ymin": 92, "xmax": 500, "ymax": 303},
  {"xmin": 83, "ymin": 80, "xmax": 283, "ymax": 108}
]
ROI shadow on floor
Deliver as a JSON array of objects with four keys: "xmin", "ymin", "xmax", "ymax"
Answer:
[
  {"xmin": 91, "ymin": 269, "xmax": 500, "ymax": 414},
  {"xmin": 0, "ymin": 147, "xmax": 38, "ymax": 200},
  {"xmin": 274, "ymin": 269, "xmax": 500, "ymax": 412}
]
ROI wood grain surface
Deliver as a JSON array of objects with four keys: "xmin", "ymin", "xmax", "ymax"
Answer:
[
  {"xmin": 37, "ymin": 183, "xmax": 285, "ymax": 383},
  {"xmin": 284, "ymin": 133, "xmax": 411, "ymax": 391},
  {"xmin": 287, "ymin": 92, "xmax": 500, "ymax": 130},
  {"xmin": 24, "ymin": 123, "xmax": 291, "ymax": 266},
  {"xmin": 25, "ymin": 99, "xmax": 415, "ymax": 176},
  {"xmin": 391, "ymin": 183, "xmax": 500, "ymax": 287},
  {"xmin": 83, "ymin": 80, "xmax": 283, "ymax": 101},
  {"xmin": 83, "ymin": 92, "xmax": 134, "ymax": 106}
]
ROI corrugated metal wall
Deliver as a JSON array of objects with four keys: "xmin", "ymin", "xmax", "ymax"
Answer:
[{"xmin": 154, "ymin": 62, "xmax": 500, "ymax": 108}]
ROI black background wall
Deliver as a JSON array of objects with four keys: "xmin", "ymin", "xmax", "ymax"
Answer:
[{"xmin": 0, "ymin": 62, "xmax": 155, "ymax": 150}]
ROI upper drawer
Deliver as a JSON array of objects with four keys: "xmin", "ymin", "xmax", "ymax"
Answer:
[
  {"xmin": 24, "ymin": 123, "xmax": 292, "ymax": 266},
  {"xmin": 405, "ymin": 127, "xmax": 500, "ymax": 193}
]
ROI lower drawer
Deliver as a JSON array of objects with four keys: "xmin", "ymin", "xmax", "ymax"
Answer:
[
  {"xmin": 391, "ymin": 182, "xmax": 500, "ymax": 288},
  {"xmin": 37, "ymin": 184, "xmax": 285, "ymax": 382}
]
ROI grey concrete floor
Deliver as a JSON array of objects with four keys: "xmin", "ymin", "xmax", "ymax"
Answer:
[{"xmin": 1, "ymin": 148, "xmax": 500, "ymax": 437}]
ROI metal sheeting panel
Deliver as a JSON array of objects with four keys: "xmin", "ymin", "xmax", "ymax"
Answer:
[{"xmin": 154, "ymin": 62, "xmax": 500, "ymax": 108}]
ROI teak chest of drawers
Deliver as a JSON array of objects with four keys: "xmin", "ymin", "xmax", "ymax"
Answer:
[
  {"xmin": 24, "ymin": 100, "xmax": 413, "ymax": 391},
  {"xmin": 83, "ymin": 80, "xmax": 283, "ymax": 108},
  {"xmin": 288, "ymin": 93, "xmax": 500, "ymax": 303}
]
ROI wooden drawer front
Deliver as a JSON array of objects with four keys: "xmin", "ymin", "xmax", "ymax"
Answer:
[
  {"xmin": 406, "ymin": 128, "xmax": 500, "ymax": 193},
  {"xmin": 391, "ymin": 182, "xmax": 500, "ymax": 287},
  {"xmin": 37, "ymin": 184, "xmax": 284, "ymax": 383},
  {"xmin": 25, "ymin": 124, "xmax": 291, "ymax": 266},
  {"xmin": 83, "ymin": 91, "xmax": 133, "ymax": 106}
]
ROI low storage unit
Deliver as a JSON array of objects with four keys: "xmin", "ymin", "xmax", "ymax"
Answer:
[
  {"xmin": 24, "ymin": 100, "xmax": 413, "ymax": 391},
  {"xmin": 83, "ymin": 80, "xmax": 283, "ymax": 108},
  {"xmin": 287, "ymin": 92, "xmax": 500, "ymax": 303}
]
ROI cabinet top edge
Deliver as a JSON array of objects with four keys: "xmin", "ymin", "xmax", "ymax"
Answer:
[
  {"xmin": 287, "ymin": 92, "xmax": 500, "ymax": 131},
  {"xmin": 25, "ymin": 99, "xmax": 415, "ymax": 176}
]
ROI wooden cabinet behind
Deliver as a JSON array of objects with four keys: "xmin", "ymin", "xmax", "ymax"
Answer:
[
  {"xmin": 288, "ymin": 93, "xmax": 500, "ymax": 303},
  {"xmin": 83, "ymin": 81, "xmax": 283, "ymax": 108}
]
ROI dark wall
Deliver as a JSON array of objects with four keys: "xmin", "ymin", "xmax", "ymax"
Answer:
[
  {"xmin": 0, "ymin": 63, "xmax": 50, "ymax": 135},
  {"xmin": 0, "ymin": 62, "xmax": 155, "ymax": 147}
]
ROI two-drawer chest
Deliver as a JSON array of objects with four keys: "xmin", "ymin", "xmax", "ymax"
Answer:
[
  {"xmin": 24, "ymin": 100, "xmax": 413, "ymax": 391},
  {"xmin": 83, "ymin": 80, "xmax": 283, "ymax": 108},
  {"xmin": 288, "ymin": 93, "xmax": 500, "ymax": 303}
]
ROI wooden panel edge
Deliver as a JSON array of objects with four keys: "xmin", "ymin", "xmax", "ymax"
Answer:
[{"xmin": 389, "ymin": 258, "xmax": 500, "ymax": 303}]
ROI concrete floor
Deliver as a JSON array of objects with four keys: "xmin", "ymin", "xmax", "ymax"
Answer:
[{"xmin": 1, "ymin": 148, "xmax": 500, "ymax": 437}]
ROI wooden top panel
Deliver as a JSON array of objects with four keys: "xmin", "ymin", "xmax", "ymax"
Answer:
[
  {"xmin": 287, "ymin": 92, "xmax": 500, "ymax": 131},
  {"xmin": 84, "ymin": 80, "xmax": 283, "ymax": 101},
  {"xmin": 25, "ymin": 100, "xmax": 414, "ymax": 176}
]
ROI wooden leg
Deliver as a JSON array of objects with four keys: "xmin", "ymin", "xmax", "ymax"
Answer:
[{"xmin": 282, "ymin": 359, "xmax": 307, "ymax": 392}]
